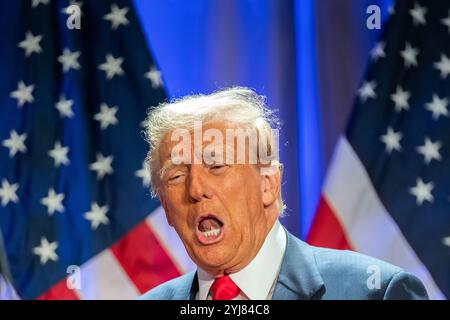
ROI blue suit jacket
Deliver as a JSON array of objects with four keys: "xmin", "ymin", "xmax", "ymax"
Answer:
[{"xmin": 140, "ymin": 230, "xmax": 429, "ymax": 300}]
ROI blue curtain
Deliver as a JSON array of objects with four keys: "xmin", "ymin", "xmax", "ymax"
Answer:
[{"xmin": 134, "ymin": 0, "xmax": 391, "ymax": 238}]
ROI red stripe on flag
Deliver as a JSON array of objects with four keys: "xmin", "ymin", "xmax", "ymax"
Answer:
[
  {"xmin": 37, "ymin": 278, "xmax": 80, "ymax": 300},
  {"xmin": 307, "ymin": 196, "xmax": 353, "ymax": 250},
  {"xmin": 110, "ymin": 220, "xmax": 182, "ymax": 294}
]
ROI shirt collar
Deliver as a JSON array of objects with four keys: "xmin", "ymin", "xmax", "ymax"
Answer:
[{"xmin": 197, "ymin": 219, "xmax": 287, "ymax": 300}]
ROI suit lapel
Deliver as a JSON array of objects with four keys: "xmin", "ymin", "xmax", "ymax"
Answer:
[
  {"xmin": 189, "ymin": 272, "xmax": 199, "ymax": 300},
  {"xmin": 272, "ymin": 229, "xmax": 324, "ymax": 300},
  {"xmin": 170, "ymin": 271, "xmax": 198, "ymax": 300}
]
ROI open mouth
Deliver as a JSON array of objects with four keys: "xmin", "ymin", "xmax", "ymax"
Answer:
[{"xmin": 195, "ymin": 214, "xmax": 225, "ymax": 245}]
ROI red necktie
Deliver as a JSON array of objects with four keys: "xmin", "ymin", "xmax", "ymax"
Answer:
[{"xmin": 208, "ymin": 274, "xmax": 240, "ymax": 300}]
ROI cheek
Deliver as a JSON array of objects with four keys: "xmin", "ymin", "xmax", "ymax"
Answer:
[
  {"xmin": 164, "ymin": 187, "xmax": 186, "ymax": 210},
  {"xmin": 164, "ymin": 196, "xmax": 189, "ymax": 229},
  {"xmin": 226, "ymin": 191, "xmax": 263, "ymax": 230},
  {"xmin": 240, "ymin": 179, "xmax": 264, "ymax": 208},
  {"xmin": 167, "ymin": 206, "xmax": 186, "ymax": 226},
  {"xmin": 220, "ymin": 173, "xmax": 263, "ymax": 217}
]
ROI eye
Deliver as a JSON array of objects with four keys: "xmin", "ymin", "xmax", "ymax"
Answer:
[
  {"xmin": 209, "ymin": 164, "xmax": 228, "ymax": 174},
  {"xmin": 167, "ymin": 171, "xmax": 186, "ymax": 184}
]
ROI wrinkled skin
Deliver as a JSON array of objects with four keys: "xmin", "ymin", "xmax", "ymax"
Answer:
[{"xmin": 156, "ymin": 121, "xmax": 281, "ymax": 276}]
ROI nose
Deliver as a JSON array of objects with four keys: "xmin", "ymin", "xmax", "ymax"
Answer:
[{"xmin": 187, "ymin": 165, "xmax": 213, "ymax": 202}]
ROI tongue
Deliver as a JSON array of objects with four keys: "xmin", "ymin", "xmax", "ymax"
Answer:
[{"xmin": 199, "ymin": 217, "xmax": 221, "ymax": 232}]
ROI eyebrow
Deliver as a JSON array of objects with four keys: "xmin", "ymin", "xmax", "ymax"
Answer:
[{"xmin": 159, "ymin": 160, "xmax": 176, "ymax": 180}]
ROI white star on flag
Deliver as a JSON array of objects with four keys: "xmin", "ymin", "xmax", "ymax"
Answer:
[
  {"xmin": 89, "ymin": 153, "xmax": 114, "ymax": 180},
  {"xmin": 103, "ymin": 4, "xmax": 129, "ymax": 30},
  {"xmin": 442, "ymin": 10, "xmax": 450, "ymax": 33},
  {"xmin": 409, "ymin": 178, "xmax": 434, "ymax": 206},
  {"xmin": 390, "ymin": 86, "xmax": 411, "ymax": 112},
  {"xmin": 10, "ymin": 81, "xmax": 35, "ymax": 108},
  {"xmin": 48, "ymin": 141, "xmax": 70, "ymax": 167},
  {"xmin": 409, "ymin": 2, "xmax": 427, "ymax": 26},
  {"xmin": 2, "ymin": 130, "xmax": 27, "ymax": 158},
  {"xmin": 145, "ymin": 66, "xmax": 163, "ymax": 88},
  {"xmin": 416, "ymin": 137, "xmax": 442, "ymax": 165},
  {"xmin": 135, "ymin": 161, "xmax": 151, "ymax": 187},
  {"xmin": 55, "ymin": 95, "xmax": 74, "ymax": 118},
  {"xmin": 380, "ymin": 127, "xmax": 402, "ymax": 154},
  {"xmin": 357, "ymin": 80, "xmax": 377, "ymax": 102},
  {"xmin": 443, "ymin": 236, "xmax": 450, "ymax": 248},
  {"xmin": 425, "ymin": 94, "xmax": 449, "ymax": 120},
  {"xmin": 84, "ymin": 202, "xmax": 110, "ymax": 230},
  {"xmin": 18, "ymin": 31, "xmax": 43, "ymax": 57},
  {"xmin": 32, "ymin": 237, "xmax": 58, "ymax": 265},
  {"xmin": 41, "ymin": 188, "xmax": 65, "ymax": 215},
  {"xmin": 370, "ymin": 41, "xmax": 386, "ymax": 61},
  {"xmin": 31, "ymin": 0, "xmax": 49, "ymax": 8},
  {"xmin": 433, "ymin": 54, "xmax": 450, "ymax": 79},
  {"xmin": 0, "ymin": 179, "xmax": 19, "ymax": 207},
  {"xmin": 400, "ymin": 42, "xmax": 419, "ymax": 68},
  {"xmin": 58, "ymin": 48, "xmax": 81, "ymax": 72},
  {"xmin": 98, "ymin": 54, "xmax": 124, "ymax": 80},
  {"xmin": 94, "ymin": 103, "xmax": 119, "ymax": 130}
]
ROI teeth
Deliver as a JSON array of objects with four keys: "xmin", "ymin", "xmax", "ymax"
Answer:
[{"xmin": 202, "ymin": 228, "xmax": 221, "ymax": 237}]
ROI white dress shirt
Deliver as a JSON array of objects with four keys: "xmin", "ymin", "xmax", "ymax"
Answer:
[{"xmin": 196, "ymin": 219, "xmax": 287, "ymax": 300}]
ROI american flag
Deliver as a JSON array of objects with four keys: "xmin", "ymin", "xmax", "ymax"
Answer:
[
  {"xmin": 307, "ymin": 0, "xmax": 449, "ymax": 299},
  {"xmin": 0, "ymin": 0, "xmax": 194, "ymax": 299}
]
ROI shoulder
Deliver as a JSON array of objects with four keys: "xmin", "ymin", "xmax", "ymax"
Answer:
[
  {"xmin": 283, "ymin": 233, "xmax": 428, "ymax": 299},
  {"xmin": 308, "ymin": 244, "xmax": 428, "ymax": 299},
  {"xmin": 138, "ymin": 271, "xmax": 196, "ymax": 300},
  {"xmin": 311, "ymin": 244, "xmax": 402, "ymax": 279}
]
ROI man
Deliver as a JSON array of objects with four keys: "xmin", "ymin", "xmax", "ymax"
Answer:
[{"xmin": 140, "ymin": 87, "xmax": 428, "ymax": 300}]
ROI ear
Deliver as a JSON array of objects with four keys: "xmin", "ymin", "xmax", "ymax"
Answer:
[
  {"xmin": 159, "ymin": 192, "xmax": 174, "ymax": 227},
  {"xmin": 261, "ymin": 166, "xmax": 281, "ymax": 208}
]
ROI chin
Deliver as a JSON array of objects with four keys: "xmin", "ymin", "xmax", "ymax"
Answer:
[{"xmin": 195, "ymin": 247, "xmax": 231, "ymax": 269}]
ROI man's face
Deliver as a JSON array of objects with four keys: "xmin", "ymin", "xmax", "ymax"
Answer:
[{"xmin": 156, "ymin": 121, "xmax": 279, "ymax": 275}]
